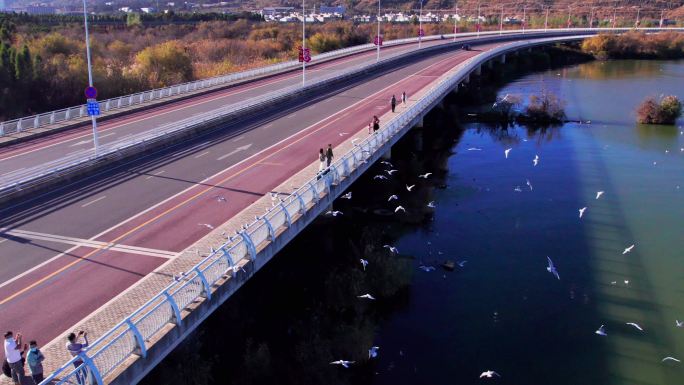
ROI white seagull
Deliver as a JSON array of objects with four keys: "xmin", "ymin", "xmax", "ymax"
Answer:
[
  {"xmin": 330, "ymin": 360, "xmax": 355, "ymax": 368},
  {"xmin": 341, "ymin": 192, "xmax": 352, "ymax": 199},
  {"xmin": 427, "ymin": 201, "xmax": 436, "ymax": 208},
  {"xmin": 457, "ymin": 260, "xmax": 468, "ymax": 267},
  {"xmin": 326, "ymin": 210, "xmax": 343, "ymax": 217},
  {"xmin": 676, "ymin": 320, "xmax": 683, "ymax": 328},
  {"xmin": 406, "ymin": 184, "xmax": 416, "ymax": 192},
  {"xmin": 623, "ymin": 244, "xmax": 635, "ymax": 255},
  {"xmin": 360, "ymin": 259, "xmax": 368, "ymax": 271},
  {"xmin": 533, "ymin": 154, "xmax": 539, "ymax": 166},
  {"xmin": 419, "ymin": 265, "xmax": 436, "ymax": 272},
  {"xmin": 386, "ymin": 169, "xmax": 399, "ymax": 175},
  {"xmin": 467, "ymin": 147, "xmax": 482, "ymax": 151},
  {"xmin": 547, "ymin": 257, "xmax": 560, "ymax": 280},
  {"xmin": 383, "ymin": 245, "xmax": 399, "ymax": 254},
  {"xmin": 418, "ymin": 173, "xmax": 432, "ymax": 179},
  {"xmin": 526, "ymin": 179, "xmax": 533, "ymax": 191},
  {"xmin": 514, "ymin": 186, "xmax": 523, "ymax": 193},
  {"xmin": 215, "ymin": 196, "xmax": 227, "ymax": 203},
  {"xmin": 579, "ymin": 207, "xmax": 587, "ymax": 218},
  {"xmin": 596, "ymin": 191, "xmax": 604, "ymax": 199},
  {"xmin": 381, "ymin": 161, "xmax": 394, "ymax": 167},
  {"xmin": 595, "ymin": 325, "xmax": 608, "ymax": 336},
  {"xmin": 358, "ymin": 294, "xmax": 376, "ymax": 300},
  {"xmin": 662, "ymin": 357, "xmax": 681, "ymax": 363},
  {"xmin": 395, "ymin": 206, "xmax": 406, "ymax": 213},
  {"xmin": 480, "ymin": 370, "xmax": 501, "ymax": 378},
  {"xmin": 374, "ymin": 175, "xmax": 388, "ymax": 180},
  {"xmin": 388, "ymin": 195, "xmax": 399, "ymax": 202},
  {"xmin": 626, "ymin": 322, "xmax": 644, "ymax": 331},
  {"xmin": 368, "ymin": 346, "xmax": 379, "ymax": 359},
  {"xmin": 199, "ymin": 223, "xmax": 214, "ymax": 230},
  {"xmin": 504, "ymin": 148, "xmax": 512, "ymax": 159}
]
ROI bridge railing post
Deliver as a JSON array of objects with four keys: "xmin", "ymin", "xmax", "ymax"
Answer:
[
  {"xmin": 80, "ymin": 352, "xmax": 104, "ymax": 385},
  {"xmin": 240, "ymin": 231, "xmax": 257, "ymax": 261},
  {"xmin": 124, "ymin": 319, "xmax": 147, "ymax": 358},
  {"xmin": 293, "ymin": 192, "xmax": 306, "ymax": 214},
  {"xmin": 280, "ymin": 201, "xmax": 292, "ymax": 226},
  {"xmin": 193, "ymin": 267, "xmax": 211, "ymax": 300},
  {"xmin": 163, "ymin": 291, "xmax": 182, "ymax": 325},
  {"xmin": 262, "ymin": 216, "xmax": 276, "ymax": 241}
]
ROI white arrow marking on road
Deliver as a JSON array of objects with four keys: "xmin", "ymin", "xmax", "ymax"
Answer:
[{"xmin": 217, "ymin": 143, "xmax": 253, "ymax": 161}]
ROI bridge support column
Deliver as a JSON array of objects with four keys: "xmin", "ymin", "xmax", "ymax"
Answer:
[
  {"xmin": 499, "ymin": 54, "xmax": 506, "ymax": 64},
  {"xmin": 462, "ymin": 74, "xmax": 470, "ymax": 85},
  {"xmin": 415, "ymin": 116, "xmax": 424, "ymax": 128},
  {"xmin": 413, "ymin": 128, "xmax": 423, "ymax": 152},
  {"xmin": 487, "ymin": 60, "xmax": 494, "ymax": 70},
  {"xmin": 474, "ymin": 66, "xmax": 482, "ymax": 76}
]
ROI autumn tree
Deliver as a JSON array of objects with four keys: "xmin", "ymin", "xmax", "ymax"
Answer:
[{"xmin": 133, "ymin": 40, "xmax": 192, "ymax": 88}]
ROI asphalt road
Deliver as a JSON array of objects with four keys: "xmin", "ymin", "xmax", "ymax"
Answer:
[
  {"xmin": 0, "ymin": 40, "xmax": 506, "ymax": 357},
  {"xmin": 0, "ymin": 38, "xmax": 455, "ymax": 175}
]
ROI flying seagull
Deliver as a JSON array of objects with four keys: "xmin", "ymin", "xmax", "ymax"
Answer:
[
  {"xmin": 368, "ymin": 346, "xmax": 379, "ymax": 359},
  {"xmin": 533, "ymin": 154, "xmax": 539, "ymax": 166},
  {"xmin": 358, "ymin": 294, "xmax": 376, "ymax": 300},
  {"xmin": 418, "ymin": 172, "xmax": 432, "ymax": 179},
  {"xmin": 386, "ymin": 169, "xmax": 399, "ymax": 175},
  {"xmin": 480, "ymin": 370, "xmax": 501, "ymax": 379},
  {"xmin": 383, "ymin": 245, "xmax": 398, "ymax": 254},
  {"xmin": 457, "ymin": 260, "xmax": 468, "ymax": 267},
  {"xmin": 215, "ymin": 196, "xmax": 227, "ymax": 203},
  {"xmin": 374, "ymin": 175, "xmax": 388, "ymax": 180},
  {"xmin": 326, "ymin": 210, "xmax": 343, "ymax": 217},
  {"xmin": 388, "ymin": 195, "xmax": 399, "ymax": 202},
  {"xmin": 623, "ymin": 244, "xmax": 635, "ymax": 255},
  {"xmin": 547, "ymin": 257, "xmax": 560, "ymax": 280},
  {"xmin": 676, "ymin": 320, "xmax": 683, "ymax": 328},
  {"xmin": 199, "ymin": 223, "xmax": 214, "ymax": 229},
  {"xmin": 662, "ymin": 357, "xmax": 681, "ymax": 363},
  {"xmin": 380, "ymin": 161, "xmax": 394, "ymax": 167},
  {"xmin": 330, "ymin": 360, "xmax": 355, "ymax": 368},
  {"xmin": 341, "ymin": 192, "xmax": 352, "ymax": 199},
  {"xmin": 626, "ymin": 322, "xmax": 644, "ymax": 331},
  {"xmin": 595, "ymin": 325, "xmax": 607, "ymax": 336},
  {"xmin": 419, "ymin": 265, "xmax": 436, "ymax": 272},
  {"xmin": 360, "ymin": 259, "xmax": 368, "ymax": 271},
  {"xmin": 514, "ymin": 186, "xmax": 522, "ymax": 193},
  {"xmin": 406, "ymin": 184, "xmax": 416, "ymax": 192},
  {"xmin": 504, "ymin": 148, "xmax": 512, "ymax": 159},
  {"xmin": 395, "ymin": 206, "xmax": 406, "ymax": 213},
  {"xmin": 467, "ymin": 147, "xmax": 482, "ymax": 151},
  {"xmin": 596, "ymin": 191, "xmax": 604, "ymax": 199},
  {"xmin": 427, "ymin": 201, "xmax": 436, "ymax": 208},
  {"xmin": 579, "ymin": 207, "xmax": 587, "ymax": 218},
  {"xmin": 526, "ymin": 179, "xmax": 533, "ymax": 191}
]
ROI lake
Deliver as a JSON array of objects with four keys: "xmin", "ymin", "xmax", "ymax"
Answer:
[{"xmin": 142, "ymin": 59, "xmax": 684, "ymax": 385}]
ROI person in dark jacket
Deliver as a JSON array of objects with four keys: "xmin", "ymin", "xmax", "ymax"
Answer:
[
  {"xmin": 326, "ymin": 144, "xmax": 334, "ymax": 167},
  {"xmin": 390, "ymin": 94, "xmax": 397, "ymax": 112},
  {"xmin": 26, "ymin": 341, "xmax": 44, "ymax": 384}
]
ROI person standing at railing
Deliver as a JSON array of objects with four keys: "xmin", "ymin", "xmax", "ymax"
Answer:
[
  {"xmin": 373, "ymin": 116, "xmax": 380, "ymax": 133},
  {"xmin": 326, "ymin": 144, "xmax": 334, "ymax": 168},
  {"xmin": 402, "ymin": 91, "xmax": 407, "ymax": 106},
  {"xmin": 66, "ymin": 331, "xmax": 89, "ymax": 385},
  {"xmin": 26, "ymin": 340, "xmax": 45, "ymax": 385},
  {"xmin": 391, "ymin": 94, "xmax": 397, "ymax": 113},
  {"xmin": 318, "ymin": 148, "xmax": 326, "ymax": 174},
  {"xmin": 3, "ymin": 331, "xmax": 25, "ymax": 384}
]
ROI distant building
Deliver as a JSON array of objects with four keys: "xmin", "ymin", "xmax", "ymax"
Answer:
[
  {"xmin": 319, "ymin": 5, "xmax": 344, "ymax": 15},
  {"xmin": 261, "ymin": 6, "xmax": 293, "ymax": 17}
]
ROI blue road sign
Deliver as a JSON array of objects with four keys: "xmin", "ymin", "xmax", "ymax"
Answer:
[
  {"xmin": 87, "ymin": 99, "xmax": 100, "ymax": 116},
  {"xmin": 85, "ymin": 86, "xmax": 98, "ymax": 99}
]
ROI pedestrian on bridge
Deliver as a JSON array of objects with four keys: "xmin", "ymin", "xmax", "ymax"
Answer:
[
  {"xmin": 373, "ymin": 116, "xmax": 380, "ymax": 133},
  {"xmin": 66, "ymin": 331, "xmax": 89, "ymax": 385},
  {"xmin": 402, "ymin": 91, "xmax": 407, "ymax": 105},
  {"xmin": 391, "ymin": 94, "xmax": 397, "ymax": 113},
  {"xmin": 318, "ymin": 148, "xmax": 326, "ymax": 173},
  {"xmin": 3, "ymin": 331, "xmax": 25, "ymax": 384},
  {"xmin": 26, "ymin": 340, "xmax": 44, "ymax": 384},
  {"xmin": 326, "ymin": 144, "xmax": 334, "ymax": 167}
]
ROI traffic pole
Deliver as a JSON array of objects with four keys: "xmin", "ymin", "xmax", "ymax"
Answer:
[
  {"xmin": 302, "ymin": 0, "xmax": 306, "ymax": 86},
  {"xmin": 418, "ymin": 0, "xmax": 423, "ymax": 49},
  {"xmin": 477, "ymin": 3, "xmax": 481, "ymax": 37},
  {"xmin": 376, "ymin": 0, "xmax": 380, "ymax": 62},
  {"xmin": 544, "ymin": 6, "xmax": 549, "ymax": 30},
  {"xmin": 522, "ymin": 6, "xmax": 526, "ymax": 33},
  {"xmin": 500, "ymin": 6, "xmax": 504, "ymax": 35},
  {"xmin": 82, "ymin": 0, "xmax": 98, "ymax": 153}
]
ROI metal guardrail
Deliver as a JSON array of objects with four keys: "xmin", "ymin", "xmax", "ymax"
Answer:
[
  {"xmin": 38, "ymin": 35, "xmax": 597, "ymax": 385},
  {"xmin": 2, "ymin": 27, "xmax": 670, "ymax": 138}
]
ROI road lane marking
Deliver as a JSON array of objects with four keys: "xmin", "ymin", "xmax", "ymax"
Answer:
[
  {"xmin": 217, "ymin": 143, "xmax": 253, "ymax": 160},
  {"xmin": 0, "ymin": 41, "xmax": 441, "ymax": 164},
  {"xmin": 0, "ymin": 44, "xmax": 495, "ymax": 304},
  {"xmin": 0, "ymin": 229, "xmax": 177, "ymax": 259},
  {"xmin": 232, "ymin": 135, "xmax": 244, "ymax": 142},
  {"xmin": 145, "ymin": 170, "xmax": 165, "ymax": 180},
  {"xmin": 194, "ymin": 151, "xmax": 210, "ymax": 159},
  {"xmin": 81, "ymin": 196, "xmax": 107, "ymax": 208},
  {"xmin": 0, "ymin": 239, "xmax": 7, "ymax": 245},
  {"xmin": 258, "ymin": 162, "xmax": 283, "ymax": 166}
]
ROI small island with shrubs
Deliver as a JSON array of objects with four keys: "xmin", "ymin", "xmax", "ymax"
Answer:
[
  {"xmin": 488, "ymin": 91, "xmax": 567, "ymax": 125},
  {"xmin": 636, "ymin": 95, "xmax": 683, "ymax": 125}
]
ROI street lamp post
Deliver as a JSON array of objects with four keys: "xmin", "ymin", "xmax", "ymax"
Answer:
[
  {"xmin": 589, "ymin": 7, "xmax": 595, "ymax": 28},
  {"xmin": 635, "ymin": 7, "xmax": 641, "ymax": 29},
  {"xmin": 477, "ymin": 3, "xmax": 481, "ymax": 37},
  {"xmin": 418, "ymin": 0, "xmax": 423, "ymax": 49},
  {"xmin": 500, "ymin": 6, "xmax": 504, "ymax": 35},
  {"xmin": 82, "ymin": 0, "xmax": 98, "ymax": 153},
  {"xmin": 522, "ymin": 6, "xmax": 526, "ymax": 33},
  {"xmin": 613, "ymin": 4, "xmax": 618, "ymax": 29},
  {"xmin": 544, "ymin": 6, "xmax": 549, "ymax": 30},
  {"xmin": 567, "ymin": 6, "xmax": 572, "ymax": 29},
  {"xmin": 453, "ymin": 9, "xmax": 457, "ymax": 42},
  {"xmin": 376, "ymin": 0, "xmax": 381, "ymax": 61},
  {"xmin": 660, "ymin": 9, "xmax": 665, "ymax": 28},
  {"xmin": 302, "ymin": 0, "xmax": 306, "ymax": 86}
]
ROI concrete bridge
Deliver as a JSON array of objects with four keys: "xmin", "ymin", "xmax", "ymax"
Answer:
[{"xmin": 0, "ymin": 28, "xmax": 680, "ymax": 385}]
